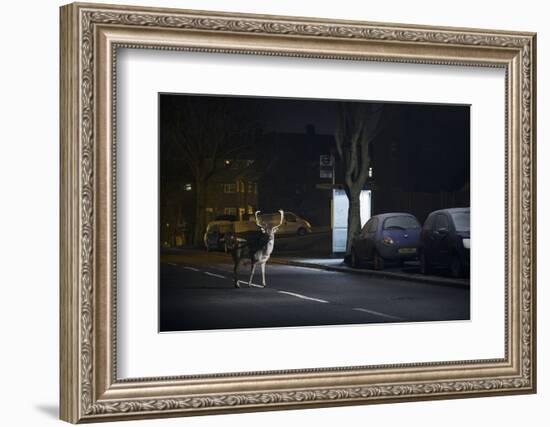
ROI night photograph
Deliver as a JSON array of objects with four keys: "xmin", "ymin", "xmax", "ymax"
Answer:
[{"xmin": 159, "ymin": 93, "xmax": 470, "ymax": 332}]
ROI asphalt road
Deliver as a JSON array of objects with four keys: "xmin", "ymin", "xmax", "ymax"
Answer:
[{"xmin": 159, "ymin": 249, "xmax": 470, "ymax": 332}]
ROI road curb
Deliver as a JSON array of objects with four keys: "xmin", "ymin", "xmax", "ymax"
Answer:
[
  {"xmin": 165, "ymin": 249, "xmax": 469, "ymax": 289},
  {"xmin": 268, "ymin": 257, "xmax": 470, "ymax": 289}
]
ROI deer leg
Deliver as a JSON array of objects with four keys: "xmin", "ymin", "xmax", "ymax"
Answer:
[
  {"xmin": 233, "ymin": 258, "xmax": 241, "ymax": 288},
  {"xmin": 261, "ymin": 263, "xmax": 267, "ymax": 287},
  {"xmin": 248, "ymin": 263, "xmax": 256, "ymax": 287}
]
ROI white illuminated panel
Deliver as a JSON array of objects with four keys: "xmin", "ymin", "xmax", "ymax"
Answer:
[
  {"xmin": 360, "ymin": 190, "xmax": 371, "ymax": 226},
  {"xmin": 332, "ymin": 189, "xmax": 371, "ymax": 253}
]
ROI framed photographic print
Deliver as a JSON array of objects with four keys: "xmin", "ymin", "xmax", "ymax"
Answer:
[{"xmin": 60, "ymin": 2, "xmax": 537, "ymax": 423}]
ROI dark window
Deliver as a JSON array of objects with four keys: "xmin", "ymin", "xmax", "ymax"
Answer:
[
  {"xmin": 361, "ymin": 220, "xmax": 371, "ymax": 234},
  {"xmin": 451, "ymin": 212, "xmax": 470, "ymax": 232},
  {"xmin": 423, "ymin": 214, "xmax": 435, "ymax": 230},
  {"xmin": 435, "ymin": 214, "xmax": 450, "ymax": 231},
  {"xmin": 366, "ymin": 218, "xmax": 378, "ymax": 233},
  {"xmin": 286, "ymin": 213, "xmax": 297, "ymax": 222},
  {"xmin": 383, "ymin": 216, "xmax": 420, "ymax": 230}
]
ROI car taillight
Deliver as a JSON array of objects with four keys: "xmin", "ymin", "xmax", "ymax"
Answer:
[{"xmin": 383, "ymin": 236, "xmax": 394, "ymax": 245}]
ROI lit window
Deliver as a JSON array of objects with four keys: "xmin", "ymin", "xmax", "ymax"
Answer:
[
  {"xmin": 184, "ymin": 183, "xmax": 192, "ymax": 191},
  {"xmin": 223, "ymin": 183, "xmax": 236, "ymax": 193}
]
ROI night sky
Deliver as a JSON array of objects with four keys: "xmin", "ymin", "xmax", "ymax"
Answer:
[
  {"xmin": 252, "ymin": 97, "xmax": 337, "ymax": 134},
  {"xmin": 159, "ymin": 93, "xmax": 470, "ymax": 192}
]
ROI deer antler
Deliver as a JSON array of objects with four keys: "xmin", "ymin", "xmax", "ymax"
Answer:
[
  {"xmin": 272, "ymin": 210, "xmax": 285, "ymax": 232},
  {"xmin": 254, "ymin": 211, "xmax": 264, "ymax": 229}
]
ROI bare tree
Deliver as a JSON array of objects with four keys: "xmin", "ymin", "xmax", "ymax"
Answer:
[
  {"xmin": 161, "ymin": 96, "xmax": 257, "ymax": 246},
  {"xmin": 335, "ymin": 102, "xmax": 383, "ymax": 254}
]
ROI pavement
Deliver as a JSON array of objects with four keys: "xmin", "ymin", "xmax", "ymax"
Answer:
[{"xmin": 268, "ymin": 255, "xmax": 469, "ymax": 288}]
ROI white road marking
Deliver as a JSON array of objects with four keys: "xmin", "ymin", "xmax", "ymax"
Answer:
[
  {"xmin": 278, "ymin": 291, "xmax": 329, "ymax": 304},
  {"xmin": 352, "ymin": 307, "xmax": 403, "ymax": 321},
  {"xmin": 183, "ymin": 266, "xmax": 200, "ymax": 272},
  {"xmin": 167, "ymin": 263, "xmax": 178, "ymax": 266},
  {"xmin": 204, "ymin": 272, "xmax": 226, "ymax": 279}
]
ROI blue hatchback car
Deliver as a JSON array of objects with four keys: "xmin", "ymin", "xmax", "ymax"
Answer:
[{"xmin": 350, "ymin": 213, "xmax": 421, "ymax": 270}]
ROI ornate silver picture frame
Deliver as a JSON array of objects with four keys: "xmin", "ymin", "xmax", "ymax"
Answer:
[{"xmin": 60, "ymin": 2, "xmax": 536, "ymax": 423}]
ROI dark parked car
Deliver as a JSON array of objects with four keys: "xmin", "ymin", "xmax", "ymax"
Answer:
[
  {"xmin": 203, "ymin": 220, "xmax": 235, "ymax": 251},
  {"xmin": 350, "ymin": 213, "xmax": 421, "ymax": 270},
  {"xmin": 419, "ymin": 208, "xmax": 470, "ymax": 278}
]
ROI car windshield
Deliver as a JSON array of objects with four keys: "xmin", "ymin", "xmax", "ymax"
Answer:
[
  {"xmin": 218, "ymin": 224, "xmax": 233, "ymax": 233},
  {"xmin": 451, "ymin": 212, "xmax": 470, "ymax": 232},
  {"xmin": 383, "ymin": 216, "xmax": 420, "ymax": 230}
]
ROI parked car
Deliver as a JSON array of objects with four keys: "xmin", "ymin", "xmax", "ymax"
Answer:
[
  {"xmin": 350, "ymin": 213, "xmax": 421, "ymax": 270},
  {"xmin": 203, "ymin": 220, "xmax": 235, "ymax": 251},
  {"xmin": 419, "ymin": 208, "xmax": 470, "ymax": 278},
  {"xmin": 280, "ymin": 211, "xmax": 312, "ymax": 236}
]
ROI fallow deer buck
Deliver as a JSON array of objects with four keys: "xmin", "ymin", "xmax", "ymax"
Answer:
[{"xmin": 229, "ymin": 210, "xmax": 284, "ymax": 288}]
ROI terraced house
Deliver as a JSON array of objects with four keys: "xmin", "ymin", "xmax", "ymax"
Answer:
[{"xmin": 204, "ymin": 158, "xmax": 259, "ymax": 223}]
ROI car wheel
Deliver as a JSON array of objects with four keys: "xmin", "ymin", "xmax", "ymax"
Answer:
[
  {"xmin": 450, "ymin": 254, "xmax": 464, "ymax": 278},
  {"xmin": 373, "ymin": 251, "xmax": 385, "ymax": 271},
  {"xmin": 420, "ymin": 251, "xmax": 431, "ymax": 275},
  {"xmin": 297, "ymin": 227, "xmax": 307, "ymax": 236}
]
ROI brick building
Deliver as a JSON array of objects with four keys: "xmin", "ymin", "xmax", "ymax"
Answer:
[{"xmin": 204, "ymin": 159, "xmax": 259, "ymax": 222}]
